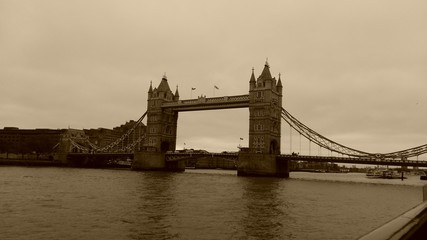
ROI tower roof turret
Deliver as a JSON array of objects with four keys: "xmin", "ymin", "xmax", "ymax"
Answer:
[
  {"xmin": 250, "ymin": 67, "xmax": 256, "ymax": 83},
  {"xmin": 259, "ymin": 60, "xmax": 272, "ymax": 80},
  {"xmin": 157, "ymin": 73, "xmax": 171, "ymax": 92},
  {"xmin": 148, "ymin": 81, "xmax": 153, "ymax": 93},
  {"xmin": 277, "ymin": 73, "xmax": 283, "ymax": 88},
  {"xmin": 174, "ymin": 85, "xmax": 180, "ymax": 97}
]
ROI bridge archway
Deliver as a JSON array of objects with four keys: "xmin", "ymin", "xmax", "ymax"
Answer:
[{"xmin": 176, "ymin": 109, "xmax": 248, "ymax": 152}]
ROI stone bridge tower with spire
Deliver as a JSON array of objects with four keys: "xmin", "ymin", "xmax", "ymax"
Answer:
[
  {"xmin": 133, "ymin": 74, "xmax": 183, "ymax": 170},
  {"xmin": 146, "ymin": 74, "xmax": 180, "ymax": 153},
  {"xmin": 238, "ymin": 60, "xmax": 288, "ymax": 177},
  {"xmin": 248, "ymin": 60, "xmax": 282, "ymax": 154}
]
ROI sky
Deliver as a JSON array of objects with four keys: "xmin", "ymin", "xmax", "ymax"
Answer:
[{"xmin": 1, "ymin": 0, "xmax": 426, "ymax": 156}]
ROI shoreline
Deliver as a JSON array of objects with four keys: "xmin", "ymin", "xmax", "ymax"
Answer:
[
  {"xmin": 0, "ymin": 158, "xmax": 133, "ymax": 169},
  {"xmin": 0, "ymin": 158, "xmax": 62, "ymax": 167}
]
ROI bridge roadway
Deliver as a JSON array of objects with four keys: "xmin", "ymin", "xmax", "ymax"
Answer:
[
  {"xmin": 68, "ymin": 153, "xmax": 134, "ymax": 160},
  {"xmin": 166, "ymin": 152, "xmax": 427, "ymax": 167},
  {"xmin": 278, "ymin": 154, "xmax": 427, "ymax": 167},
  {"xmin": 165, "ymin": 152, "xmax": 239, "ymax": 161},
  {"xmin": 66, "ymin": 153, "xmax": 133, "ymax": 167},
  {"xmin": 67, "ymin": 152, "xmax": 427, "ymax": 167},
  {"xmin": 67, "ymin": 152, "xmax": 237, "ymax": 162}
]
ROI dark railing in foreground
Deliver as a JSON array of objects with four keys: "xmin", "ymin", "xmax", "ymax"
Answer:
[{"xmin": 359, "ymin": 185, "xmax": 427, "ymax": 240}]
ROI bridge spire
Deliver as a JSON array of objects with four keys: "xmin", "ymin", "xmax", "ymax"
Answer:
[
  {"xmin": 259, "ymin": 59, "xmax": 272, "ymax": 80},
  {"xmin": 157, "ymin": 73, "xmax": 172, "ymax": 93},
  {"xmin": 174, "ymin": 85, "xmax": 180, "ymax": 101},
  {"xmin": 148, "ymin": 81, "xmax": 153, "ymax": 93},
  {"xmin": 249, "ymin": 67, "xmax": 256, "ymax": 90},
  {"xmin": 277, "ymin": 73, "xmax": 283, "ymax": 93},
  {"xmin": 148, "ymin": 81, "xmax": 153, "ymax": 98}
]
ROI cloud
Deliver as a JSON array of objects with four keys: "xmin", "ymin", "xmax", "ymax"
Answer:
[{"xmin": 1, "ymin": 0, "xmax": 426, "ymax": 155}]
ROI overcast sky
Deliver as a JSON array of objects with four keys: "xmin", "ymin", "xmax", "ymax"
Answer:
[{"xmin": 1, "ymin": 0, "xmax": 426, "ymax": 156}]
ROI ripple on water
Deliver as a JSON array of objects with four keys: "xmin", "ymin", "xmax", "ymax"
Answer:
[{"xmin": 0, "ymin": 167, "xmax": 423, "ymax": 240}]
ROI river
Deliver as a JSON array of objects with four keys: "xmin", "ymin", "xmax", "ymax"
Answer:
[{"xmin": 0, "ymin": 166, "xmax": 424, "ymax": 240}]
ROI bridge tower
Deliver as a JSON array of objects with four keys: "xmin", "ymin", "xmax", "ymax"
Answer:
[
  {"xmin": 133, "ymin": 74, "xmax": 183, "ymax": 170},
  {"xmin": 145, "ymin": 74, "xmax": 179, "ymax": 152},
  {"xmin": 238, "ymin": 61, "xmax": 289, "ymax": 177},
  {"xmin": 248, "ymin": 61, "xmax": 282, "ymax": 154}
]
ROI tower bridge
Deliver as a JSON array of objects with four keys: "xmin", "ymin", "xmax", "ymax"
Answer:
[
  {"xmin": 133, "ymin": 61, "xmax": 287, "ymax": 177},
  {"xmin": 54, "ymin": 60, "xmax": 427, "ymax": 177}
]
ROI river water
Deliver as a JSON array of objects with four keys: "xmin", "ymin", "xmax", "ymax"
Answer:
[{"xmin": 0, "ymin": 167, "xmax": 425, "ymax": 240}]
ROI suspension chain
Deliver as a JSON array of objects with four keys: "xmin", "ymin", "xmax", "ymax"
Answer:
[
  {"xmin": 281, "ymin": 107, "xmax": 370, "ymax": 157},
  {"xmin": 281, "ymin": 107, "xmax": 426, "ymax": 159},
  {"xmin": 96, "ymin": 111, "xmax": 147, "ymax": 152}
]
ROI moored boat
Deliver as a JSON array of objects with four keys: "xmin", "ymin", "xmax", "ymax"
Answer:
[
  {"xmin": 366, "ymin": 169, "xmax": 405, "ymax": 179},
  {"xmin": 366, "ymin": 169, "xmax": 383, "ymax": 178},
  {"xmin": 382, "ymin": 170, "xmax": 402, "ymax": 179}
]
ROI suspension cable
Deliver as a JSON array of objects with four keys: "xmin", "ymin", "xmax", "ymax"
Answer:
[
  {"xmin": 97, "ymin": 111, "xmax": 147, "ymax": 152},
  {"xmin": 281, "ymin": 107, "xmax": 370, "ymax": 157},
  {"xmin": 281, "ymin": 107, "xmax": 427, "ymax": 159}
]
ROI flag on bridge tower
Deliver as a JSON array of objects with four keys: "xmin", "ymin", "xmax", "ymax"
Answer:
[
  {"xmin": 190, "ymin": 88, "xmax": 196, "ymax": 98},
  {"xmin": 213, "ymin": 85, "xmax": 219, "ymax": 96}
]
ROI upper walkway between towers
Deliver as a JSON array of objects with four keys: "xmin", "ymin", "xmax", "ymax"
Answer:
[{"xmin": 161, "ymin": 94, "xmax": 250, "ymax": 112}]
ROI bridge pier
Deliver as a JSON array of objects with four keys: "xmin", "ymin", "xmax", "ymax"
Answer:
[
  {"xmin": 237, "ymin": 153, "xmax": 289, "ymax": 178},
  {"xmin": 132, "ymin": 151, "xmax": 185, "ymax": 172}
]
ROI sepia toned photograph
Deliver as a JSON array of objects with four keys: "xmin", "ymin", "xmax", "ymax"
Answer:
[{"xmin": 1, "ymin": 1, "xmax": 427, "ymax": 239}]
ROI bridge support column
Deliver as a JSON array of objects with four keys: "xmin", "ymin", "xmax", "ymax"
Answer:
[
  {"xmin": 237, "ymin": 153, "xmax": 289, "ymax": 178},
  {"xmin": 132, "ymin": 151, "xmax": 185, "ymax": 172},
  {"xmin": 55, "ymin": 153, "xmax": 68, "ymax": 165},
  {"xmin": 54, "ymin": 137, "xmax": 71, "ymax": 165},
  {"xmin": 133, "ymin": 151, "xmax": 165, "ymax": 170}
]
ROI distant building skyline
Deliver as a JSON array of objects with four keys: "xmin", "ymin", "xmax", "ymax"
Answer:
[{"xmin": 0, "ymin": 119, "xmax": 146, "ymax": 158}]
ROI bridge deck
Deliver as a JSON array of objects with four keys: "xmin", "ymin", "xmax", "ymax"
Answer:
[
  {"xmin": 278, "ymin": 154, "xmax": 427, "ymax": 167},
  {"xmin": 67, "ymin": 152, "xmax": 427, "ymax": 167},
  {"xmin": 68, "ymin": 153, "xmax": 134, "ymax": 160},
  {"xmin": 165, "ymin": 152, "xmax": 239, "ymax": 161}
]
